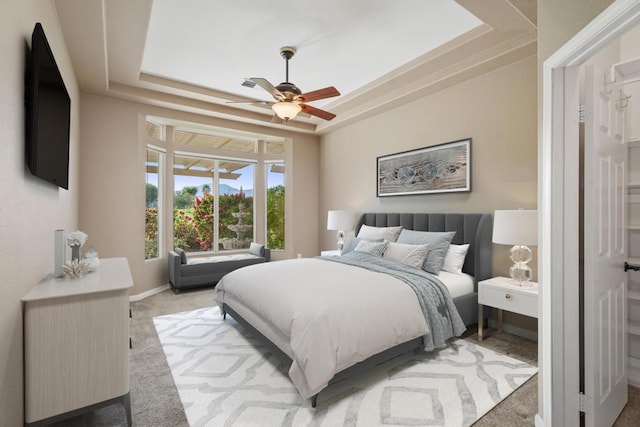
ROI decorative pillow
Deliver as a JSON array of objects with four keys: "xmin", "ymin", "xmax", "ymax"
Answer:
[
  {"xmin": 341, "ymin": 236, "xmax": 361, "ymax": 255},
  {"xmin": 442, "ymin": 244, "xmax": 470, "ymax": 274},
  {"xmin": 357, "ymin": 224, "xmax": 403, "ymax": 242},
  {"xmin": 396, "ymin": 230, "xmax": 456, "ymax": 275},
  {"xmin": 342, "ymin": 236, "xmax": 382, "ymax": 255},
  {"xmin": 174, "ymin": 247, "xmax": 187, "ymax": 264},
  {"xmin": 353, "ymin": 239, "xmax": 388, "ymax": 257},
  {"xmin": 249, "ymin": 242, "xmax": 265, "ymax": 257},
  {"xmin": 383, "ymin": 242, "xmax": 430, "ymax": 269}
]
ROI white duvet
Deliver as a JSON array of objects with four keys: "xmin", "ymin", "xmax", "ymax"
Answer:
[{"xmin": 214, "ymin": 258, "xmax": 430, "ymax": 399}]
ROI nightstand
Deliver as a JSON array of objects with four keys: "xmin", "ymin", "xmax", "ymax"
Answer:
[
  {"xmin": 478, "ymin": 276, "xmax": 538, "ymax": 341},
  {"xmin": 320, "ymin": 250, "xmax": 341, "ymax": 256}
]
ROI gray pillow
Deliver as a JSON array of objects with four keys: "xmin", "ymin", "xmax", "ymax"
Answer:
[
  {"xmin": 396, "ymin": 230, "xmax": 456, "ymax": 275},
  {"xmin": 353, "ymin": 240, "xmax": 388, "ymax": 257},
  {"xmin": 356, "ymin": 224, "xmax": 403, "ymax": 242},
  {"xmin": 249, "ymin": 242, "xmax": 265, "ymax": 257},
  {"xmin": 174, "ymin": 248, "xmax": 187, "ymax": 264},
  {"xmin": 342, "ymin": 236, "xmax": 384, "ymax": 255}
]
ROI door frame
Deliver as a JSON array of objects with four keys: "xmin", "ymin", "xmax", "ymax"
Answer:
[{"xmin": 540, "ymin": 1, "xmax": 640, "ymax": 426}]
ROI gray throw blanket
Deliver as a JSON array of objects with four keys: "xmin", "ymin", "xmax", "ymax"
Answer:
[{"xmin": 320, "ymin": 251, "xmax": 466, "ymax": 351}]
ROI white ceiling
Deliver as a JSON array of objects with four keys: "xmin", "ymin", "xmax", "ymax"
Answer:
[
  {"xmin": 53, "ymin": 0, "xmax": 537, "ymax": 134},
  {"xmin": 141, "ymin": 0, "xmax": 482, "ymax": 107}
]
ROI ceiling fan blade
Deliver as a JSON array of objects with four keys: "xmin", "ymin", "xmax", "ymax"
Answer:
[
  {"xmin": 296, "ymin": 86, "xmax": 340, "ymax": 103},
  {"xmin": 300, "ymin": 104, "xmax": 336, "ymax": 121},
  {"xmin": 246, "ymin": 78, "xmax": 283, "ymax": 101}
]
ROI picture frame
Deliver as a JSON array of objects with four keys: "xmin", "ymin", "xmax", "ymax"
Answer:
[{"xmin": 377, "ymin": 138, "xmax": 471, "ymax": 197}]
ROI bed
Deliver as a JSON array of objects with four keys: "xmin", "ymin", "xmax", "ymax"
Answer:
[{"xmin": 215, "ymin": 212, "xmax": 493, "ymax": 407}]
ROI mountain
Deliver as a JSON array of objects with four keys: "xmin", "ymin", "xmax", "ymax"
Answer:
[
  {"xmin": 194, "ymin": 184, "xmax": 253, "ymax": 197},
  {"xmin": 218, "ymin": 184, "xmax": 253, "ymax": 197}
]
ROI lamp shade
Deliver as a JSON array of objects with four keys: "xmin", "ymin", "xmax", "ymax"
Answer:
[
  {"xmin": 272, "ymin": 101, "xmax": 301, "ymax": 120},
  {"xmin": 327, "ymin": 210, "xmax": 354, "ymax": 231},
  {"xmin": 492, "ymin": 210, "xmax": 538, "ymax": 246}
]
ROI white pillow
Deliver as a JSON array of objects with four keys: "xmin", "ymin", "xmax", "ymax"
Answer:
[
  {"xmin": 354, "ymin": 239, "xmax": 388, "ymax": 257},
  {"xmin": 383, "ymin": 242, "xmax": 429, "ymax": 269},
  {"xmin": 357, "ymin": 224, "xmax": 403, "ymax": 242},
  {"xmin": 442, "ymin": 244, "xmax": 470, "ymax": 274}
]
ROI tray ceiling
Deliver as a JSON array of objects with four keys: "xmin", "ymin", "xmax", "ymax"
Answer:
[{"xmin": 54, "ymin": 0, "xmax": 536, "ymax": 135}]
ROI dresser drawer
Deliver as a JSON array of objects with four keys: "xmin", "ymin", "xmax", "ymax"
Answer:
[{"xmin": 479, "ymin": 285, "xmax": 538, "ymax": 318}]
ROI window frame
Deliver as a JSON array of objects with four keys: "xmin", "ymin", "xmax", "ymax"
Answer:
[
  {"xmin": 145, "ymin": 144, "xmax": 165, "ymax": 261},
  {"xmin": 264, "ymin": 160, "xmax": 286, "ymax": 251},
  {"xmin": 144, "ymin": 117, "xmax": 290, "ymax": 260},
  {"xmin": 172, "ymin": 152, "xmax": 257, "ymax": 255}
]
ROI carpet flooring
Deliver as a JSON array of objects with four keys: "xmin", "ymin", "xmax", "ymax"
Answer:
[
  {"xmin": 52, "ymin": 287, "xmax": 640, "ymax": 426},
  {"xmin": 153, "ymin": 306, "xmax": 537, "ymax": 426}
]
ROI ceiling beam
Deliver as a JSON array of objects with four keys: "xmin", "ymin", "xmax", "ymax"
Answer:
[
  {"xmin": 109, "ymin": 82, "xmax": 317, "ymax": 132},
  {"xmin": 147, "ymin": 165, "xmax": 241, "ymax": 180}
]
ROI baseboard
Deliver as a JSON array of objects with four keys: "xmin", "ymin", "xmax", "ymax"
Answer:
[
  {"xmin": 129, "ymin": 284, "xmax": 170, "ymax": 302},
  {"xmin": 488, "ymin": 319, "xmax": 538, "ymax": 341}
]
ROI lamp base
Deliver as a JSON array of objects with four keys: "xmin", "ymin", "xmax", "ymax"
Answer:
[
  {"xmin": 336, "ymin": 230, "xmax": 345, "ymax": 252},
  {"xmin": 509, "ymin": 263, "xmax": 533, "ymax": 286},
  {"xmin": 509, "ymin": 245, "xmax": 533, "ymax": 286}
]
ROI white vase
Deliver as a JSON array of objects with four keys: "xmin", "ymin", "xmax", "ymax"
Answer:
[
  {"xmin": 71, "ymin": 245, "xmax": 81, "ymax": 262},
  {"xmin": 54, "ymin": 230, "xmax": 65, "ymax": 278}
]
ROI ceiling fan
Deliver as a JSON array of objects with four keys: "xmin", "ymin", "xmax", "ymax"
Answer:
[{"xmin": 240, "ymin": 46, "xmax": 340, "ymax": 121}]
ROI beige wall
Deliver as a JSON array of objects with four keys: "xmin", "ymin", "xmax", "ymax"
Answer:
[
  {"xmin": 0, "ymin": 1, "xmax": 80, "ymax": 424},
  {"xmin": 79, "ymin": 94, "xmax": 320, "ymax": 296},
  {"xmin": 537, "ymin": 0, "xmax": 615, "ymax": 65}
]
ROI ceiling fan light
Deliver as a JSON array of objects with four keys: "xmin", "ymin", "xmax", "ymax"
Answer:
[{"xmin": 272, "ymin": 101, "xmax": 301, "ymax": 121}]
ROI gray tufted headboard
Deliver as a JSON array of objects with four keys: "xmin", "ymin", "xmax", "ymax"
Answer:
[{"xmin": 356, "ymin": 213, "xmax": 493, "ymax": 282}]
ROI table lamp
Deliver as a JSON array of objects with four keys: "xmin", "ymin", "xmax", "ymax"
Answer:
[
  {"xmin": 327, "ymin": 210, "xmax": 354, "ymax": 252},
  {"xmin": 492, "ymin": 209, "xmax": 538, "ymax": 285}
]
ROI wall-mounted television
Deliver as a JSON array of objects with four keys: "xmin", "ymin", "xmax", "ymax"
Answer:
[{"xmin": 26, "ymin": 23, "xmax": 71, "ymax": 190}]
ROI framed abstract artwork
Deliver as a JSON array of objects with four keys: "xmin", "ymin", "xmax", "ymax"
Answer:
[{"xmin": 377, "ymin": 138, "xmax": 471, "ymax": 197}]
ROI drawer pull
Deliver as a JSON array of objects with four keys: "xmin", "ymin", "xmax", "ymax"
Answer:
[{"xmin": 505, "ymin": 293, "xmax": 512, "ymax": 300}]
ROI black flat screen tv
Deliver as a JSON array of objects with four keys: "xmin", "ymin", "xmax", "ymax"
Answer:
[{"xmin": 26, "ymin": 23, "xmax": 71, "ymax": 190}]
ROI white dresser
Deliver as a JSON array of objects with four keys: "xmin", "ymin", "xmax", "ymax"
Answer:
[{"xmin": 22, "ymin": 258, "xmax": 133, "ymax": 426}]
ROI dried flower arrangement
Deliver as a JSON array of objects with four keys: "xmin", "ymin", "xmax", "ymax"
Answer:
[
  {"xmin": 66, "ymin": 230, "xmax": 88, "ymax": 247},
  {"xmin": 64, "ymin": 259, "xmax": 91, "ymax": 278}
]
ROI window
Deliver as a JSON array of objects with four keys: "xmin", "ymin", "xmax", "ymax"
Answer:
[
  {"xmin": 218, "ymin": 161, "xmax": 254, "ymax": 250},
  {"xmin": 173, "ymin": 154, "xmax": 209, "ymax": 252},
  {"xmin": 266, "ymin": 162, "xmax": 285, "ymax": 250},
  {"xmin": 173, "ymin": 154, "xmax": 255, "ymax": 253},
  {"xmin": 145, "ymin": 117, "xmax": 288, "ymax": 258},
  {"xmin": 145, "ymin": 148, "xmax": 163, "ymax": 259}
]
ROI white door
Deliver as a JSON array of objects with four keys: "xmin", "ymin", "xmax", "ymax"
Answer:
[{"xmin": 584, "ymin": 64, "xmax": 628, "ymax": 427}]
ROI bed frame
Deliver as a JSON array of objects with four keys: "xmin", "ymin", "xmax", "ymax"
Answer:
[{"xmin": 222, "ymin": 212, "xmax": 493, "ymax": 408}]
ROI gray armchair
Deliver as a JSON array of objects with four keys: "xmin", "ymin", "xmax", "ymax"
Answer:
[{"xmin": 168, "ymin": 243, "xmax": 271, "ymax": 292}]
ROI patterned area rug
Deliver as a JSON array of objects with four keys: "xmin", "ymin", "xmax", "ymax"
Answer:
[{"xmin": 153, "ymin": 307, "xmax": 537, "ymax": 427}]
